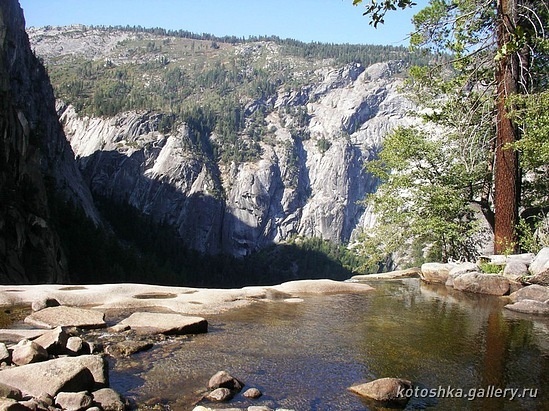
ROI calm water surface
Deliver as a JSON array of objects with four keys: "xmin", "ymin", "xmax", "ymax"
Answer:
[{"xmin": 109, "ymin": 279, "xmax": 549, "ymax": 410}]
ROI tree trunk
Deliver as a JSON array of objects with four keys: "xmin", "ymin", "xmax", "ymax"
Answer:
[{"xmin": 494, "ymin": 0, "xmax": 520, "ymax": 254}]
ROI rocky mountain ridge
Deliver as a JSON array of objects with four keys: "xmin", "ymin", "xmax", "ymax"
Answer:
[{"xmin": 56, "ymin": 58, "xmax": 415, "ymax": 257}]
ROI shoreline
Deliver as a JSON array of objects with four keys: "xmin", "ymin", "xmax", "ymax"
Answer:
[{"xmin": 0, "ymin": 279, "xmax": 375, "ymax": 317}]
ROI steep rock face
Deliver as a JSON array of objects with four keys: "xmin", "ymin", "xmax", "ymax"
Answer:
[
  {"xmin": 0, "ymin": 1, "xmax": 97, "ymax": 283},
  {"xmin": 61, "ymin": 61, "xmax": 414, "ymax": 257}
]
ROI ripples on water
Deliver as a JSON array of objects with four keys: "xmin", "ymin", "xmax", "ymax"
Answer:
[{"xmin": 109, "ymin": 279, "xmax": 549, "ymax": 410}]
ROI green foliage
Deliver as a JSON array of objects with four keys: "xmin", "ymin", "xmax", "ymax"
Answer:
[
  {"xmin": 479, "ymin": 262, "xmax": 504, "ymax": 275},
  {"xmin": 359, "ymin": 125, "xmax": 488, "ymax": 267},
  {"xmin": 353, "ymin": 0, "xmax": 417, "ymax": 27},
  {"xmin": 316, "ymin": 137, "xmax": 332, "ymax": 154},
  {"xmin": 354, "ymin": 0, "xmax": 548, "ymax": 264}
]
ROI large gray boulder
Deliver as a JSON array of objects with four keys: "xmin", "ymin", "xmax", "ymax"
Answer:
[
  {"xmin": 348, "ymin": 377, "xmax": 412, "ymax": 403},
  {"xmin": 0, "ymin": 355, "xmax": 107, "ymax": 397},
  {"xmin": 421, "ymin": 263, "xmax": 454, "ymax": 284},
  {"xmin": 529, "ymin": 248, "xmax": 549, "ymax": 276},
  {"xmin": 115, "ymin": 312, "xmax": 207, "ymax": 335},
  {"xmin": 24, "ymin": 306, "xmax": 106, "ymax": 329},
  {"xmin": 453, "ymin": 272, "xmax": 510, "ymax": 296},
  {"xmin": 509, "ymin": 285, "xmax": 549, "ymax": 303},
  {"xmin": 446, "ymin": 262, "xmax": 478, "ymax": 287}
]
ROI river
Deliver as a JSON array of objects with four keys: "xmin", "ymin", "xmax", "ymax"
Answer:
[{"xmin": 108, "ymin": 279, "xmax": 549, "ymax": 410}]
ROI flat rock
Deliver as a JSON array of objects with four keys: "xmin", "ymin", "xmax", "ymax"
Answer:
[
  {"xmin": 272, "ymin": 279, "xmax": 374, "ymax": 296},
  {"xmin": 0, "ymin": 329, "xmax": 46, "ymax": 343},
  {"xmin": 349, "ymin": 377, "xmax": 412, "ymax": 403},
  {"xmin": 24, "ymin": 306, "xmax": 106, "ymax": 329},
  {"xmin": 453, "ymin": 272, "xmax": 510, "ymax": 296},
  {"xmin": 350, "ymin": 268, "xmax": 421, "ymax": 281},
  {"xmin": 116, "ymin": 312, "xmax": 207, "ymax": 335},
  {"xmin": 509, "ymin": 285, "xmax": 549, "ymax": 303},
  {"xmin": 505, "ymin": 300, "xmax": 549, "ymax": 315},
  {"xmin": 0, "ymin": 355, "xmax": 107, "ymax": 397}
]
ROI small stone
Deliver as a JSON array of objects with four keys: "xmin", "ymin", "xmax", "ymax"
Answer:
[
  {"xmin": 66, "ymin": 337, "xmax": 89, "ymax": 356},
  {"xmin": 208, "ymin": 371, "xmax": 243, "ymax": 392},
  {"xmin": 33, "ymin": 327, "xmax": 69, "ymax": 356},
  {"xmin": 55, "ymin": 391, "xmax": 93, "ymax": 411},
  {"xmin": 349, "ymin": 377, "xmax": 412, "ymax": 403},
  {"xmin": 205, "ymin": 387, "xmax": 233, "ymax": 402},
  {"xmin": 92, "ymin": 388, "xmax": 126, "ymax": 411},
  {"xmin": 11, "ymin": 339, "xmax": 48, "ymax": 366},
  {"xmin": 243, "ymin": 388, "xmax": 262, "ymax": 399}
]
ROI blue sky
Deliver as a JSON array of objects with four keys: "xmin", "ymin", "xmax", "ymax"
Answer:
[{"xmin": 18, "ymin": 0, "xmax": 427, "ymax": 46}]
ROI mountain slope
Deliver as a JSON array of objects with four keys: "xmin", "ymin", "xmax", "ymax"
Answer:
[{"xmin": 28, "ymin": 26, "xmax": 418, "ymax": 260}]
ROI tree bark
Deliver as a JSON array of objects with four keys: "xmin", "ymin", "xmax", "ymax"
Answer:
[{"xmin": 494, "ymin": 0, "xmax": 520, "ymax": 254}]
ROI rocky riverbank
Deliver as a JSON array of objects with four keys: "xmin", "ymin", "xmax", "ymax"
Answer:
[
  {"xmin": 351, "ymin": 247, "xmax": 549, "ymax": 316},
  {"xmin": 0, "ymin": 279, "xmax": 374, "ymax": 410}
]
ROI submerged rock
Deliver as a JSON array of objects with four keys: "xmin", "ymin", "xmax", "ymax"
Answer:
[
  {"xmin": 115, "ymin": 312, "xmax": 207, "ymax": 335},
  {"xmin": 348, "ymin": 377, "xmax": 412, "ymax": 404},
  {"xmin": 505, "ymin": 300, "xmax": 549, "ymax": 315}
]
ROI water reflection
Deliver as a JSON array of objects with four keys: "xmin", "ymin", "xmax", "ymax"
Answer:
[{"xmin": 110, "ymin": 279, "xmax": 549, "ymax": 410}]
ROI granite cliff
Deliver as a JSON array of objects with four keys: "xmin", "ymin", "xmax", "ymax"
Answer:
[
  {"xmin": 57, "ymin": 60, "xmax": 414, "ymax": 257},
  {"xmin": 0, "ymin": 1, "xmax": 97, "ymax": 283}
]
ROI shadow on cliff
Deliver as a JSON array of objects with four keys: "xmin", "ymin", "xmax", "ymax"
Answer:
[{"xmin": 52, "ymin": 149, "xmax": 354, "ymax": 288}]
